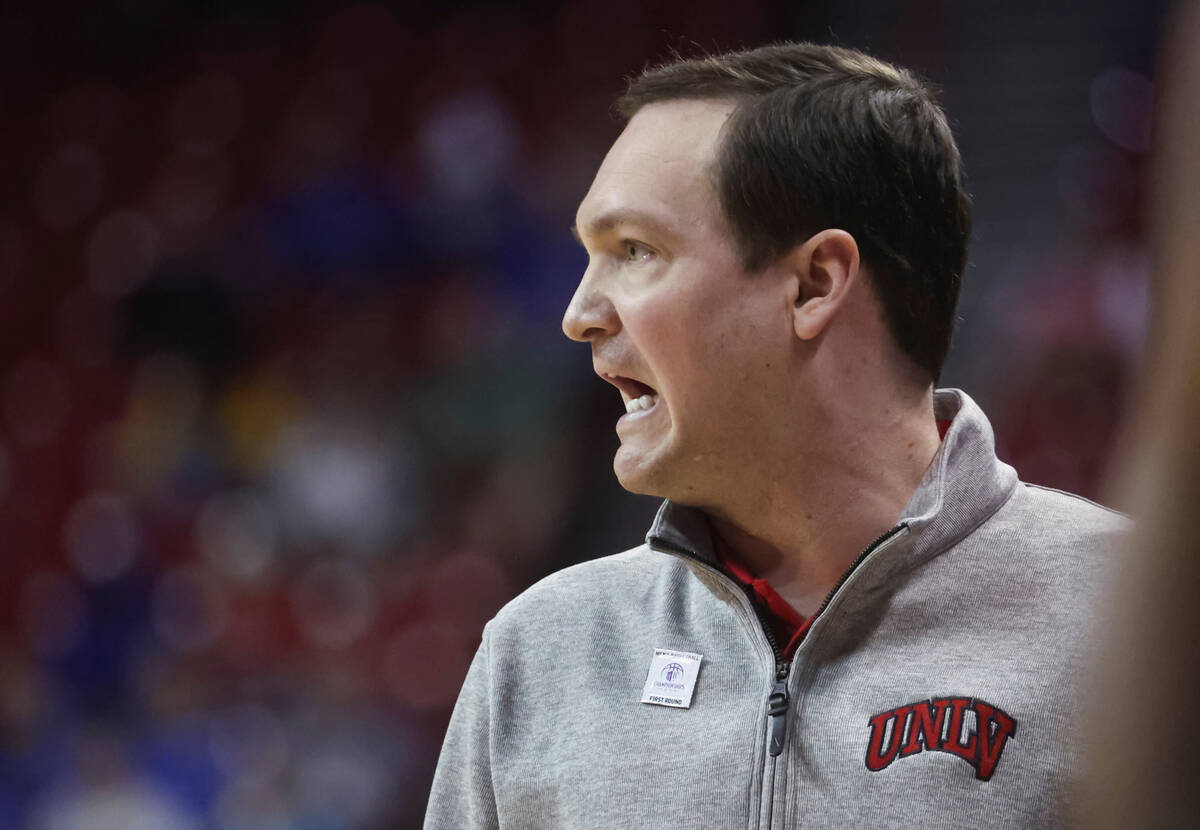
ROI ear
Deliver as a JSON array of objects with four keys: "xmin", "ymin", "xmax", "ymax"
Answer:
[{"xmin": 786, "ymin": 229, "xmax": 861, "ymax": 341}]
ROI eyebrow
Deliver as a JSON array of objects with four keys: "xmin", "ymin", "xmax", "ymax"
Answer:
[{"xmin": 570, "ymin": 207, "xmax": 676, "ymax": 244}]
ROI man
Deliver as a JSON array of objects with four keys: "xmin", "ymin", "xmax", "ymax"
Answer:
[{"xmin": 426, "ymin": 43, "xmax": 1124, "ymax": 828}]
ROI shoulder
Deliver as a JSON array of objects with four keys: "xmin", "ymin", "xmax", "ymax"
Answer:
[
  {"xmin": 1004, "ymin": 482, "xmax": 1129, "ymax": 536},
  {"xmin": 968, "ymin": 480, "xmax": 1130, "ymax": 572}
]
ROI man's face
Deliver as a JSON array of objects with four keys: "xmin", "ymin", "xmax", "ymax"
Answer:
[{"xmin": 564, "ymin": 99, "xmax": 796, "ymax": 502}]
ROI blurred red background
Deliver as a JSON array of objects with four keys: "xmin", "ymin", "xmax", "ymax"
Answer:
[{"xmin": 0, "ymin": 1, "xmax": 1163, "ymax": 827}]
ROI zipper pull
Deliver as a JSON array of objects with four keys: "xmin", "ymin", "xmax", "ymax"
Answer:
[{"xmin": 767, "ymin": 663, "xmax": 790, "ymax": 757}]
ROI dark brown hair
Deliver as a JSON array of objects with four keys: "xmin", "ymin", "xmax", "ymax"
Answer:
[{"xmin": 617, "ymin": 42, "xmax": 971, "ymax": 381}]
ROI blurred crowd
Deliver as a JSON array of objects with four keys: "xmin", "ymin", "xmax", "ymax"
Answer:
[{"xmin": 0, "ymin": 1, "xmax": 1162, "ymax": 828}]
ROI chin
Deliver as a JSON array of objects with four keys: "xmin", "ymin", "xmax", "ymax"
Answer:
[
  {"xmin": 612, "ymin": 445, "xmax": 670, "ymax": 497},
  {"xmin": 613, "ymin": 443, "xmax": 699, "ymax": 503}
]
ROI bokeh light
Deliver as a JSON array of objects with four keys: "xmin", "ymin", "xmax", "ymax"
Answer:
[
  {"xmin": 1091, "ymin": 66, "xmax": 1155, "ymax": 153},
  {"xmin": 33, "ymin": 143, "xmax": 105, "ymax": 230},
  {"xmin": 86, "ymin": 210, "xmax": 160, "ymax": 296},
  {"xmin": 290, "ymin": 558, "xmax": 377, "ymax": 649},
  {"xmin": 63, "ymin": 492, "xmax": 139, "ymax": 583},
  {"xmin": 152, "ymin": 566, "xmax": 230, "ymax": 653}
]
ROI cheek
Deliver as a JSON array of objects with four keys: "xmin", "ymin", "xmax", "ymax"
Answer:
[{"xmin": 634, "ymin": 285, "xmax": 781, "ymax": 419}]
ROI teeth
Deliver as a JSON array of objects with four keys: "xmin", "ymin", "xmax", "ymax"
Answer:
[{"xmin": 624, "ymin": 393, "xmax": 657, "ymax": 414}]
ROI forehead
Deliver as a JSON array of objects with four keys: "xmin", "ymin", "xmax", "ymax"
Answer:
[{"xmin": 576, "ymin": 98, "xmax": 736, "ymax": 234}]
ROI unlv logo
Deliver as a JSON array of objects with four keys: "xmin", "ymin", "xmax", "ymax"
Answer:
[{"xmin": 864, "ymin": 697, "xmax": 1016, "ymax": 782}]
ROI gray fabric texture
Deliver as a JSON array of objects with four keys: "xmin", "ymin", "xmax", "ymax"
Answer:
[{"xmin": 425, "ymin": 389, "xmax": 1126, "ymax": 829}]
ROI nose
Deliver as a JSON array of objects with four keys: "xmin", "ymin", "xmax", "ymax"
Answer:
[{"xmin": 562, "ymin": 266, "xmax": 620, "ymax": 342}]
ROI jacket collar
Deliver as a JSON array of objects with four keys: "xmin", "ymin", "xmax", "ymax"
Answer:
[
  {"xmin": 646, "ymin": 388, "xmax": 1019, "ymax": 571},
  {"xmin": 898, "ymin": 388, "xmax": 1019, "ymax": 559}
]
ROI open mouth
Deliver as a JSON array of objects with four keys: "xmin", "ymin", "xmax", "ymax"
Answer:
[{"xmin": 603, "ymin": 374, "xmax": 659, "ymax": 415}]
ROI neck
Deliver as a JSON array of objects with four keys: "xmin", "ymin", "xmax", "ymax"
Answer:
[{"xmin": 704, "ymin": 384, "xmax": 940, "ymax": 617}]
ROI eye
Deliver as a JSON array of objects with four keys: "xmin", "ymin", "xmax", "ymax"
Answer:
[{"xmin": 623, "ymin": 240, "xmax": 655, "ymax": 263}]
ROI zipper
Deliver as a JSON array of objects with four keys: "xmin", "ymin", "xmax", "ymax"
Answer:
[
  {"xmin": 807, "ymin": 524, "xmax": 908, "ymax": 625},
  {"xmin": 649, "ymin": 521, "xmax": 909, "ymax": 760},
  {"xmin": 651, "ymin": 521, "xmax": 909, "ymax": 830},
  {"xmin": 766, "ymin": 661, "xmax": 790, "ymax": 756}
]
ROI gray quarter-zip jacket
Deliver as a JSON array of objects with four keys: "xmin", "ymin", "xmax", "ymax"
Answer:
[{"xmin": 425, "ymin": 389, "xmax": 1126, "ymax": 828}]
